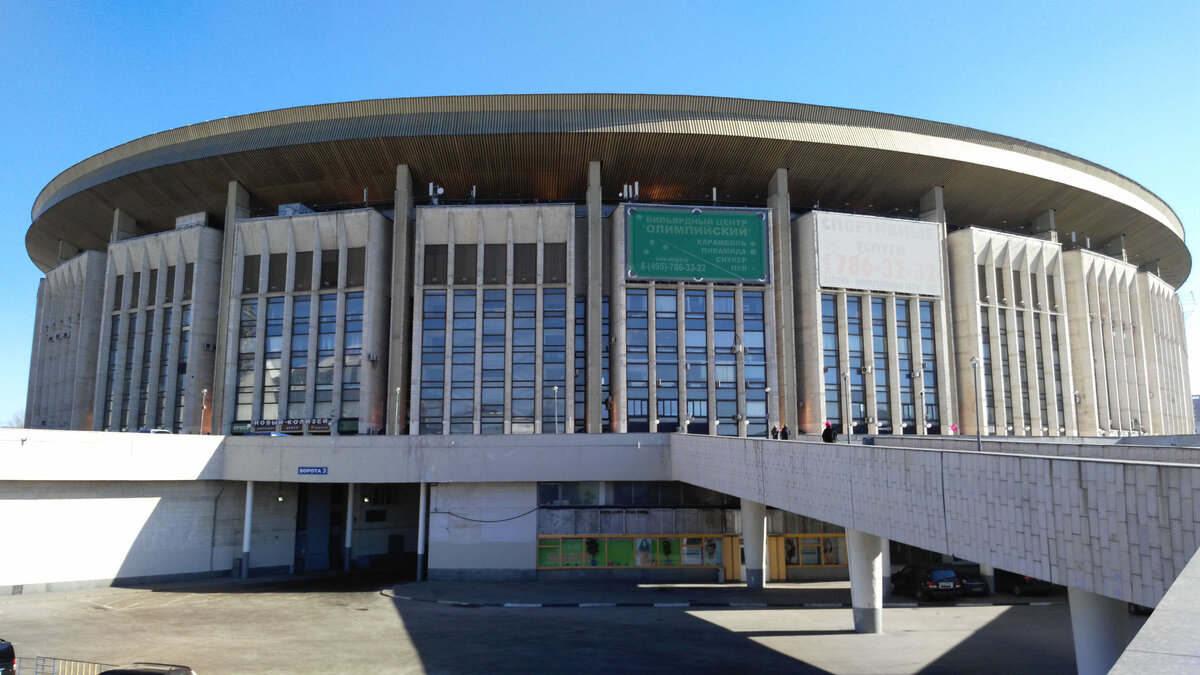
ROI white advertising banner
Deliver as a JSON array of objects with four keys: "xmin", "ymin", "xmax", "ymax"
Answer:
[{"xmin": 816, "ymin": 212, "xmax": 943, "ymax": 296}]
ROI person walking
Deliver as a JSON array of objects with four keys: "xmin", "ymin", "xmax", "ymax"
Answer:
[
  {"xmin": 821, "ymin": 421, "xmax": 837, "ymax": 443},
  {"xmin": 780, "ymin": 425, "xmax": 790, "ymax": 440},
  {"xmin": 770, "ymin": 425, "xmax": 779, "ymax": 439}
]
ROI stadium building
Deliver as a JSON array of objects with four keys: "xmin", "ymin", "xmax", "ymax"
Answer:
[{"xmin": 16, "ymin": 95, "xmax": 1194, "ymax": 591}]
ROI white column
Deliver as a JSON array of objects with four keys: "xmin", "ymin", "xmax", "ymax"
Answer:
[
  {"xmin": 979, "ymin": 562, "xmax": 996, "ymax": 595},
  {"xmin": 846, "ymin": 528, "xmax": 884, "ymax": 633},
  {"xmin": 1068, "ymin": 586, "xmax": 1130, "ymax": 675},
  {"xmin": 741, "ymin": 500, "xmax": 766, "ymax": 588},
  {"xmin": 417, "ymin": 482, "xmax": 429, "ymax": 581},
  {"xmin": 241, "ymin": 480, "xmax": 254, "ymax": 579},
  {"xmin": 344, "ymin": 483, "xmax": 355, "ymax": 571}
]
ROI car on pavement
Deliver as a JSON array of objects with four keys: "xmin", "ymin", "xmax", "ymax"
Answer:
[
  {"xmin": 994, "ymin": 569, "xmax": 1053, "ymax": 596},
  {"xmin": 1, "ymin": 639, "xmax": 14, "ymax": 675},
  {"xmin": 890, "ymin": 565, "xmax": 962, "ymax": 600}
]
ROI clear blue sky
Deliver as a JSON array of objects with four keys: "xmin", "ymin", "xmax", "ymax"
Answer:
[{"xmin": 0, "ymin": 0, "xmax": 1197, "ymax": 423}]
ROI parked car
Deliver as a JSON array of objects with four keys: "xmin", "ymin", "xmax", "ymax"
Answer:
[
  {"xmin": 0, "ymin": 638, "xmax": 14, "ymax": 675},
  {"xmin": 958, "ymin": 570, "xmax": 990, "ymax": 597},
  {"xmin": 99, "ymin": 664, "xmax": 195, "ymax": 675},
  {"xmin": 890, "ymin": 565, "xmax": 962, "ymax": 600},
  {"xmin": 994, "ymin": 568, "xmax": 1053, "ymax": 596}
]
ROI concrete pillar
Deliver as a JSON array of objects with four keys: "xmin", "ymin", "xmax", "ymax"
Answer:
[
  {"xmin": 417, "ymin": 482, "xmax": 429, "ymax": 581},
  {"xmin": 1031, "ymin": 209, "xmax": 1058, "ymax": 243},
  {"xmin": 388, "ymin": 165, "xmax": 414, "ymax": 435},
  {"xmin": 112, "ymin": 209, "xmax": 138, "ymax": 243},
  {"xmin": 241, "ymin": 480, "xmax": 254, "ymax": 579},
  {"xmin": 1067, "ymin": 586, "xmax": 1130, "ymax": 675},
  {"xmin": 741, "ymin": 500, "xmax": 766, "ymax": 588},
  {"xmin": 585, "ymin": 161, "xmax": 604, "ymax": 433},
  {"xmin": 766, "ymin": 169, "xmax": 797, "ymax": 430},
  {"xmin": 979, "ymin": 563, "xmax": 996, "ymax": 595},
  {"xmin": 846, "ymin": 528, "xmax": 884, "ymax": 633},
  {"xmin": 212, "ymin": 181, "xmax": 251, "ymax": 430},
  {"xmin": 344, "ymin": 483, "xmax": 355, "ymax": 571}
]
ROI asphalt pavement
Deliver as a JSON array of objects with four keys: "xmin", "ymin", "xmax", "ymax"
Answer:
[{"xmin": 0, "ymin": 572, "xmax": 1128, "ymax": 674}]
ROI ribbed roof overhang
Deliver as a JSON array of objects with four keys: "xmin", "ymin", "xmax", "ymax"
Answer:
[{"xmin": 26, "ymin": 94, "xmax": 1189, "ymax": 287}]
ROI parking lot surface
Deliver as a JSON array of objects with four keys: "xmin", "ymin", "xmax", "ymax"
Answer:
[{"xmin": 0, "ymin": 574, "xmax": 1143, "ymax": 673}]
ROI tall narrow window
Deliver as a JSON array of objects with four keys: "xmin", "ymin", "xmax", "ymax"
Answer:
[
  {"xmin": 319, "ymin": 250, "xmax": 339, "ymax": 289},
  {"xmin": 872, "ymin": 297, "xmax": 891, "ymax": 433},
  {"xmin": 345, "ymin": 248, "xmax": 366, "ymax": 288},
  {"xmin": 743, "ymin": 291, "xmax": 767, "ymax": 437},
  {"xmin": 314, "ymin": 294, "xmax": 337, "ymax": 418},
  {"xmin": 242, "ymin": 256, "xmax": 261, "ymax": 294},
  {"xmin": 450, "ymin": 289, "xmax": 476, "ymax": 434},
  {"xmin": 236, "ymin": 300, "xmax": 257, "ymax": 421},
  {"xmin": 294, "ymin": 251, "xmax": 313, "ymax": 292},
  {"xmin": 419, "ymin": 291, "xmax": 446, "ymax": 434},
  {"xmin": 626, "ymin": 288, "xmax": 650, "ymax": 433},
  {"xmin": 480, "ymin": 290, "xmax": 507, "ymax": 435},
  {"xmin": 684, "ymin": 291, "xmax": 708, "ymax": 434},
  {"xmin": 511, "ymin": 290, "xmax": 537, "ymax": 431},
  {"xmin": 896, "ymin": 300, "xmax": 915, "ymax": 433},
  {"xmin": 261, "ymin": 298, "xmax": 284, "ymax": 420},
  {"xmin": 543, "ymin": 289, "xmax": 567, "ymax": 433},
  {"xmin": 574, "ymin": 296, "xmax": 586, "ymax": 433},
  {"xmin": 174, "ymin": 305, "xmax": 190, "ymax": 432},
  {"xmin": 453, "ymin": 245, "xmax": 477, "ymax": 285},
  {"xmin": 823, "ymin": 294, "xmax": 841, "ymax": 432},
  {"xmin": 423, "ymin": 245, "xmax": 447, "ymax": 285},
  {"xmin": 847, "ymin": 296, "xmax": 865, "ymax": 434},
  {"xmin": 268, "ymin": 253, "xmax": 288, "ymax": 292},
  {"xmin": 289, "ymin": 297, "xmax": 311, "ymax": 419},
  {"xmin": 341, "ymin": 292, "xmax": 363, "ymax": 420},
  {"xmin": 654, "ymin": 290, "xmax": 679, "ymax": 433},
  {"xmin": 919, "ymin": 300, "xmax": 940, "ymax": 433}
]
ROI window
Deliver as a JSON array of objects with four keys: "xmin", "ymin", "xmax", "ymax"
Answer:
[
  {"xmin": 268, "ymin": 253, "xmax": 287, "ymax": 292},
  {"xmin": 242, "ymin": 256, "xmax": 260, "ymax": 294},
  {"xmin": 513, "ymin": 244, "xmax": 537, "ymax": 284},
  {"xmin": 483, "ymin": 244, "xmax": 506, "ymax": 284},
  {"xmin": 453, "ymin": 244, "xmax": 477, "ymax": 285},
  {"xmin": 294, "ymin": 251, "xmax": 313, "ymax": 292},
  {"xmin": 424, "ymin": 245, "xmax": 447, "ymax": 285},
  {"xmin": 346, "ymin": 247, "xmax": 366, "ymax": 287},
  {"xmin": 544, "ymin": 243, "xmax": 567, "ymax": 283},
  {"xmin": 319, "ymin": 249, "xmax": 339, "ymax": 289},
  {"xmin": 420, "ymin": 291, "xmax": 446, "ymax": 434}
]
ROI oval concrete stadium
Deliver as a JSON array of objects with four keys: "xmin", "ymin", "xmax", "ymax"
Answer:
[{"xmin": 14, "ymin": 94, "xmax": 1200, "ymax": 673}]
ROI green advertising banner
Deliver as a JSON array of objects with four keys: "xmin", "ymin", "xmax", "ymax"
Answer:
[{"xmin": 627, "ymin": 206, "xmax": 769, "ymax": 283}]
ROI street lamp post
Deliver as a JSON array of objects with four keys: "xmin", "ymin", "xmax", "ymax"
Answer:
[
  {"xmin": 1072, "ymin": 390, "xmax": 1081, "ymax": 437},
  {"xmin": 201, "ymin": 388, "xmax": 208, "ymax": 435},
  {"xmin": 842, "ymin": 371, "xmax": 851, "ymax": 444},
  {"xmin": 970, "ymin": 357, "xmax": 981, "ymax": 452},
  {"xmin": 552, "ymin": 385, "xmax": 559, "ymax": 434}
]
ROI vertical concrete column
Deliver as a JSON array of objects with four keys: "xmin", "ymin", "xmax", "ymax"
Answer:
[
  {"xmin": 112, "ymin": 209, "xmax": 138, "ymax": 243},
  {"xmin": 1067, "ymin": 586, "xmax": 1130, "ymax": 675},
  {"xmin": 388, "ymin": 165, "xmax": 414, "ymax": 434},
  {"xmin": 344, "ymin": 483, "xmax": 355, "ymax": 571},
  {"xmin": 741, "ymin": 500, "xmax": 766, "ymax": 588},
  {"xmin": 979, "ymin": 563, "xmax": 995, "ymax": 594},
  {"xmin": 765, "ymin": 169, "xmax": 796, "ymax": 429},
  {"xmin": 920, "ymin": 186, "xmax": 958, "ymax": 434},
  {"xmin": 241, "ymin": 480, "xmax": 254, "ymax": 579},
  {"xmin": 417, "ymin": 482, "xmax": 429, "ymax": 581},
  {"xmin": 609, "ymin": 205, "xmax": 628, "ymax": 432},
  {"xmin": 846, "ymin": 528, "xmax": 884, "ymax": 634},
  {"xmin": 213, "ymin": 182, "xmax": 251, "ymax": 431},
  {"xmin": 585, "ymin": 161, "xmax": 604, "ymax": 433}
]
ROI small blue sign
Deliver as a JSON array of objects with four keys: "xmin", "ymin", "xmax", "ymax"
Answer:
[{"xmin": 298, "ymin": 466, "xmax": 328, "ymax": 475}]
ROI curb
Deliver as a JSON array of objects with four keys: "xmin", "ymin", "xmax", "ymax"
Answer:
[{"xmin": 380, "ymin": 589, "xmax": 1065, "ymax": 610}]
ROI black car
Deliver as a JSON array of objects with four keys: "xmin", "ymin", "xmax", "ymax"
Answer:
[
  {"xmin": 890, "ymin": 565, "xmax": 962, "ymax": 600},
  {"xmin": 0, "ymin": 639, "xmax": 14, "ymax": 675},
  {"xmin": 994, "ymin": 568, "xmax": 1053, "ymax": 596}
]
